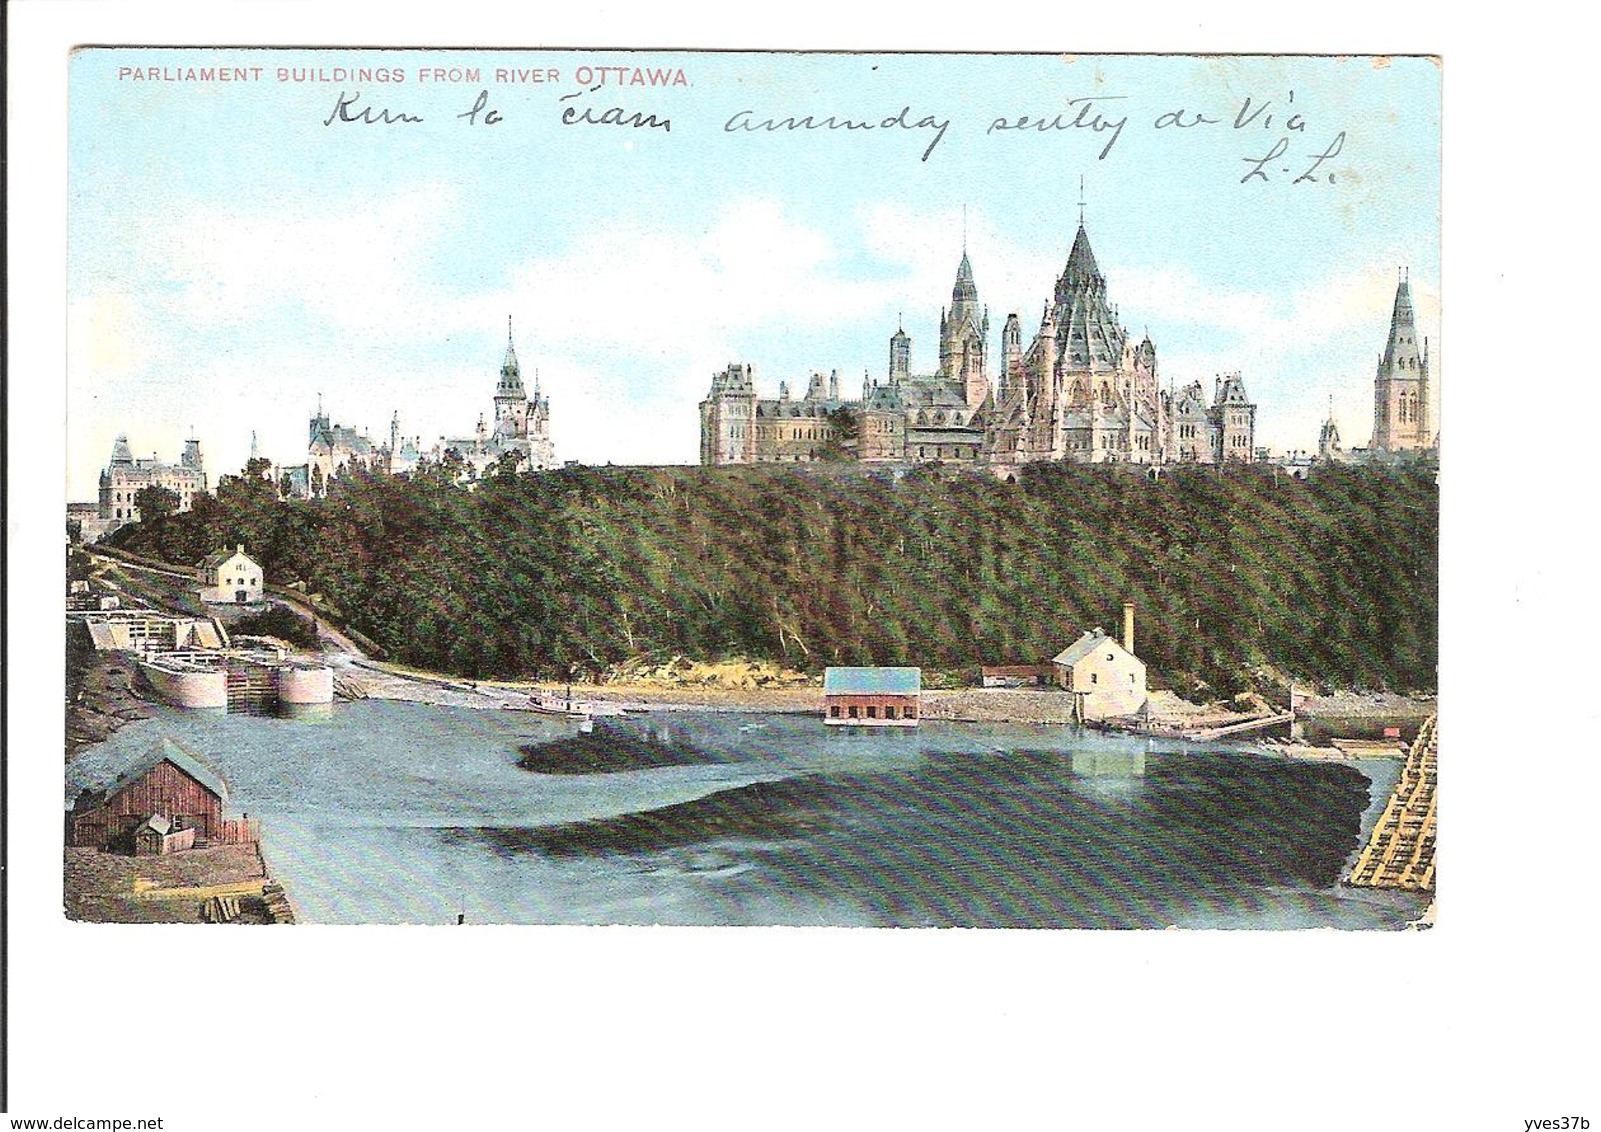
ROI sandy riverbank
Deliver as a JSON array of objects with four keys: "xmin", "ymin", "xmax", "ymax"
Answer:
[{"xmin": 347, "ymin": 662, "xmax": 1433, "ymax": 732}]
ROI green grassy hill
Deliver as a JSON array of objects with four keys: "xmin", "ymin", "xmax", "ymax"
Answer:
[{"xmin": 109, "ymin": 460, "xmax": 1438, "ymax": 697}]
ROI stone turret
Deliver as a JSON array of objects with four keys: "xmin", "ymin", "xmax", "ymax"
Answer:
[
  {"xmin": 889, "ymin": 322, "xmax": 911, "ymax": 383},
  {"xmin": 1211, "ymin": 373, "xmax": 1256, "ymax": 462},
  {"xmin": 699, "ymin": 363, "xmax": 758, "ymax": 465},
  {"xmin": 1318, "ymin": 397, "xmax": 1344, "ymax": 462},
  {"xmin": 939, "ymin": 250, "xmax": 990, "ymax": 409},
  {"xmin": 998, "ymin": 312, "xmax": 1022, "ymax": 403}
]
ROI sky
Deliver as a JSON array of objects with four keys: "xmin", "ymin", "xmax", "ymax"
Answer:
[{"xmin": 67, "ymin": 50, "xmax": 1440, "ymax": 498}]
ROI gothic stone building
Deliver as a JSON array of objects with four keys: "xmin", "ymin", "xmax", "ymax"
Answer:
[
  {"xmin": 93, "ymin": 433, "xmax": 207, "ymax": 538},
  {"xmin": 282, "ymin": 321, "xmax": 555, "ymax": 497},
  {"xmin": 432, "ymin": 320, "xmax": 555, "ymax": 477},
  {"xmin": 700, "ymin": 221, "xmax": 1256, "ymax": 473}
]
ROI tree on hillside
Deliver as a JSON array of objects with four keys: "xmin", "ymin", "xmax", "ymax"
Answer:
[
  {"xmin": 133, "ymin": 485, "xmax": 180, "ymax": 523},
  {"xmin": 104, "ymin": 461, "xmax": 1439, "ymax": 693},
  {"xmin": 818, "ymin": 406, "xmax": 860, "ymax": 461},
  {"xmin": 491, "ymin": 448, "xmax": 527, "ymax": 479}
]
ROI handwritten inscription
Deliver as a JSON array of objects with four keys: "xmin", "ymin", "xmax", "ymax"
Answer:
[
  {"xmin": 458, "ymin": 90, "xmax": 503, "ymax": 126},
  {"xmin": 560, "ymin": 87, "xmax": 671, "ymax": 132},
  {"xmin": 1241, "ymin": 131, "xmax": 1346, "ymax": 184},
  {"xmin": 323, "ymin": 90, "xmax": 422, "ymax": 126},
  {"xmin": 987, "ymin": 96, "xmax": 1128, "ymax": 160},
  {"xmin": 308, "ymin": 79, "xmax": 1352, "ymax": 186},
  {"xmin": 725, "ymin": 106, "xmax": 951, "ymax": 162}
]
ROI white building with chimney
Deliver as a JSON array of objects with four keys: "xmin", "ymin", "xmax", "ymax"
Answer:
[{"xmin": 1052, "ymin": 603, "xmax": 1148, "ymax": 721}]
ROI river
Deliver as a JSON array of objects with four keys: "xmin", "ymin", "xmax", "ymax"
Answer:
[{"xmin": 66, "ymin": 700, "xmax": 1429, "ymax": 928}]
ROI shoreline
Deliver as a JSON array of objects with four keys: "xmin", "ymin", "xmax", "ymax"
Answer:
[
  {"xmin": 340, "ymin": 658, "xmax": 1435, "ymax": 741},
  {"xmin": 66, "ymin": 643, "xmax": 154, "ymax": 760}
]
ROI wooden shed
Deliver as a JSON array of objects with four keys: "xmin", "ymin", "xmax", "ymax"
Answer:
[
  {"xmin": 132, "ymin": 813, "xmax": 197, "ymax": 856},
  {"xmin": 70, "ymin": 738, "xmax": 230, "ymax": 851}
]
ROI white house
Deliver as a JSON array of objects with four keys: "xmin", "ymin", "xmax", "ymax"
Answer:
[
  {"xmin": 197, "ymin": 544, "xmax": 263, "ymax": 605},
  {"xmin": 1052, "ymin": 607, "xmax": 1147, "ymax": 721}
]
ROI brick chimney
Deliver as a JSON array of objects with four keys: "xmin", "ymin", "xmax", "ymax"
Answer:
[{"xmin": 1122, "ymin": 602, "xmax": 1135, "ymax": 655}]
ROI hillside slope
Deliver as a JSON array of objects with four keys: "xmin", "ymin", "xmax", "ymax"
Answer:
[{"xmin": 110, "ymin": 461, "xmax": 1438, "ymax": 696}]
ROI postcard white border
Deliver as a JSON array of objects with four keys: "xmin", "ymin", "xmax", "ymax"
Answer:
[{"xmin": 8, "ymin": 2, "xmax": 1591, "ymax": 1128}]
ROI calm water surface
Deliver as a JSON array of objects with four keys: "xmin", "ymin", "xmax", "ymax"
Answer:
[{"xmin": 67, "ymin": 701, "xmax": 1427, "ymax": 928}]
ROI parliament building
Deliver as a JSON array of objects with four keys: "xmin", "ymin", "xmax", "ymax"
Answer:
[{"xmin": 700, "ymin": 219, "xmax": 1257, "ymax": 475}]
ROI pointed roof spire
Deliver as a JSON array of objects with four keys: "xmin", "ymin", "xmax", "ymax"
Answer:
[
  {"xmin": 952, "ymin": 246, "xmax": 977, "ymax": 304},
  {"xmin": 498, "ymin": 317, "xmax": 525, "ymax": 398},
  {"xmin": 1063, "ymin": 223, "xmax": 1101, "ymax": 285},
  {"xmin": 1078, "ymin": 175, "xmax": 1086, "ymax": 228}
]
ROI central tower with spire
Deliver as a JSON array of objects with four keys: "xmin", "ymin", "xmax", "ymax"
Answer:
[{"xmin": 494, "ymin": 316, "xmax": 529, "ymax": 441}]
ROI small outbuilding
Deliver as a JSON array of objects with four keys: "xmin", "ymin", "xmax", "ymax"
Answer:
[
  {"xmin": 823, "ymin": 667, "xmax": 921, "ymax": 726},
  {"xmin": 980, "ymin": 665, "xmax": 1053, "ymax": 688},
  {"xmin": 198, "ymin": 543, "xmax": 263, "ymax": 605},
  {"xmin": 132, "ymin": 813, "xmax": 197, "ymax": 856},
  {"xmin": 1052, "ymin": 606, "xmax": 1148, "ymax": 721}
]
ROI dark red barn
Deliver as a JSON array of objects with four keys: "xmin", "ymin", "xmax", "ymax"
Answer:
[{"xmin": 70, "ymin": 738, "xmax": 230, "ymax": 851}]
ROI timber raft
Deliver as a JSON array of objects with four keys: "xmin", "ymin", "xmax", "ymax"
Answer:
[{"xmin": 1345, "ymin": 714, "xmax": 1438, "ymax": 891}]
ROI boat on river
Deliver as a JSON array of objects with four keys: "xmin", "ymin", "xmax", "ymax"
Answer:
[
  {"xmin": 527, "ymin": 693, "xmax": 625, "ymax": 723},
  {"xmin": 528, "ymin": 695, "xmax": 588, "ymax": 718}
]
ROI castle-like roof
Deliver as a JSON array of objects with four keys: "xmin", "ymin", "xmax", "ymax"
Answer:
[
  {"xmin": 310, "ymin": 423, "xmax": 377, "ymax": 456},
  {"xmin": 498, "ymin": 320, "xmax": 526, "ymax": 399},
  {"xmin": 1062, "ymin": 223, "xmax": 1101, "ymax": 286},
  {"xmin": 1380, "ymin": 276, "xmax": 1425, "ymax": 375},
  {"xmin": 1052, "ymin": 224, "xmax": 1127, "ymax": 370},
  {"xmin": 109, "ymin": 435, "xmax": 136, "ymax": 465},
  {"xmin": 952, "ymin": 251, "xmax": 977, "ymax": 303},
  {"xmin": 863, "ymin": 384, "xmax": 904, "ymax": 411},
  {"xmin": 898, "ymin": 375, "xmax": 971, "ymax": 408},
  {"xmin": 1216, "ymin": 374, "xmax": 1253, "ymax": 404}
]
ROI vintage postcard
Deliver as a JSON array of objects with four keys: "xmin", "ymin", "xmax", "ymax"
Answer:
[{"xmin": 63, "ymin": 47, "xmax": 1440, "ymax": 931}]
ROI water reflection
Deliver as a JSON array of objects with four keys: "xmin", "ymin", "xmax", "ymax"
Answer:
[
  {"xmin": 1069, "ymin": 747, "xmax": 1147, "ymax": 778},
  {"xmin": 66, "ymin": 702, "xmax": 1427, "ymax": 928}
]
